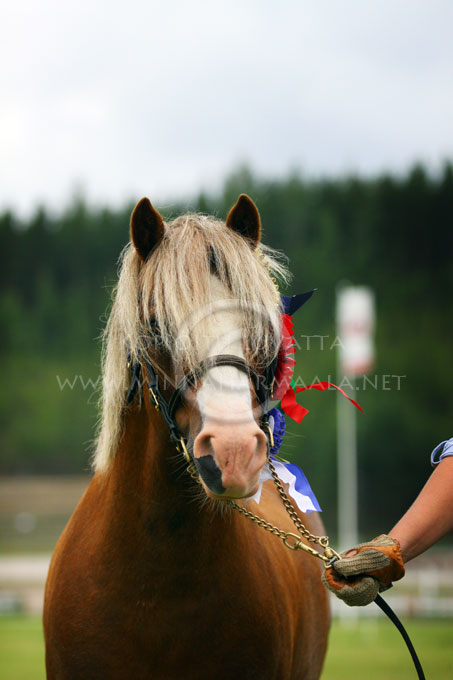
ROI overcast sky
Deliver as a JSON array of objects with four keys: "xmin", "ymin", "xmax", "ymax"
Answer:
[{"xmin": 1, "ymin": 0, "xmax": 452, "ymax": 216}]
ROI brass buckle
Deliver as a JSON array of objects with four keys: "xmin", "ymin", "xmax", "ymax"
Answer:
[{"xmin": 149, "ymin": 387, "xmax": 160, "ymax": 411}]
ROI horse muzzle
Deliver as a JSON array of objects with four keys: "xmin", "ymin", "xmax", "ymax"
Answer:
[{"xmin": 193, "ymin": 427, "xmax": 267, "ymax": 498}]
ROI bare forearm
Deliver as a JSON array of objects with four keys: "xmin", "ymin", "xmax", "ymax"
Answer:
[{"xmin": 389, "ymin": 457, "xmax": 453, "ymax": 563}]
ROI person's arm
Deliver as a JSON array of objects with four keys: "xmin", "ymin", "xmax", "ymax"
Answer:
[
  {"xmin": 389, "ymin": 456, "xmax": 453, "ymax": 563},
  {"xmin": 322, "ymin": 440, "xmax": 453, "ymax": 606}
]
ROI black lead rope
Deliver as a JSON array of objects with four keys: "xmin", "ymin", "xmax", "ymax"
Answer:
[{"xmin": 374, "ymin": 594, "xmax": 425, "ymax": 680}]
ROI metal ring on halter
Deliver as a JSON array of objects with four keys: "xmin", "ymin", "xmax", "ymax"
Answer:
[
  {"xmin": 261, "ymin": 422, "xmax": 274, "ymax": 452},
  {"xmin": 176, "ymin": 437, "xmax": 191, "ymax": 465}
]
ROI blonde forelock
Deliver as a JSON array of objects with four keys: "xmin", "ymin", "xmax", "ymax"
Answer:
[{"xmin": 93, "ymin": 212, "xmax": 291, "ymax": 471}]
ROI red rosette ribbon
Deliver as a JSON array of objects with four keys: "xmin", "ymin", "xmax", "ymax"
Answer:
[
  {"xmin": 271, "ymin": 313, "xmax": 297, "ymax": 402},
  {"xmin": 272, "ymin": 312, "xmax": 363, "ymax": 423}
]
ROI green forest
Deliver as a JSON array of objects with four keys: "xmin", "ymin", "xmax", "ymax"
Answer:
[{"xmin": 1, "ymin": 163, "xmax": 452, "ymax": 536}]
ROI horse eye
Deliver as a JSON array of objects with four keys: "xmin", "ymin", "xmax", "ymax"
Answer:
[
  {"xmin": 209, "ymin": 246, "xmax": 218, "ymax": 274},
  {"xmin": 149, "ymin": 317, "xmax": 161, "ymax": 339},
  {"xmin": 146, "ymin": 320, "xmax": 168, "ymax": 357}
]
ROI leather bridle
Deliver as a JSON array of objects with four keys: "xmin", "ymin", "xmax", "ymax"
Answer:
[{"xmin": 126, "ymin": 351, "xmax": 278, "ymax": 466}]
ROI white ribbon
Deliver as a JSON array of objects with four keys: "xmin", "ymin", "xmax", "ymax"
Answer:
[{"xmin": 244, "ymin": 460, "xmax": 318, "ymax": 513}]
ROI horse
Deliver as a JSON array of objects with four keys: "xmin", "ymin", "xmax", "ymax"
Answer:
[{"xmin": 43, "ymin": 194, "xmax": 330, "ymax": 679}]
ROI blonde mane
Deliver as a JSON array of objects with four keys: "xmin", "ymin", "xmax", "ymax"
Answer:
[{"xmin": 93, "ymin": 212, "xmax": 291, "ymax": 471}]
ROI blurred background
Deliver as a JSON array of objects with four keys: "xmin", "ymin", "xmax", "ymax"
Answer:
[{"xmin": 1, "ymin": 1, "xmax": 452, "ymax": 678}]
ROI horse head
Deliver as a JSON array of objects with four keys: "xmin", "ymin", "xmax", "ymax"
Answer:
[{"xmin": 96, "ymin": 194, "xmax": 290, "ymax": 501}]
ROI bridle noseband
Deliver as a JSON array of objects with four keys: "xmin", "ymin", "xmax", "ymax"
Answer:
[{"xmin": 127, "ymin": 351, "xmax": 278, "ymax": 465}]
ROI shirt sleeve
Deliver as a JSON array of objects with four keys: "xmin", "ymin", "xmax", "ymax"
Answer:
[{"xmin": 431, "ymin": 438, "xmax": 453, "ymax": 467}]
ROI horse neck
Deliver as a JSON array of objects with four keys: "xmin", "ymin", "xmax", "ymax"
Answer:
[
  {"xmin": 107, "ymin": 401, "xmax": 183, "ymax": 510},
  {"xmin": 104, "ymin": 401, "xmax": 227, "ymax": 552}
]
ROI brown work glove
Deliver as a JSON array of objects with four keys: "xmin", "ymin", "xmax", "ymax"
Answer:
[{"xmin": 321, "ymin": 534, "xmax": 405, "ymax": 607}]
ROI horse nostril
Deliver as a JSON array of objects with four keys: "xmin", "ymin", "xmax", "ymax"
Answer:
[
  {"xmin": 194, "ymin": 454, "xmax": 225, "ymax": 495},
  {"xmin": 194, "ymin": 433, "xmax": 214, "ymax": 459}
]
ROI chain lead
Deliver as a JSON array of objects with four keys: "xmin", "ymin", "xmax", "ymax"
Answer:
[
  {"xmin": 225, "ymin": 459, "xmax": 340, "ymax": 564},
  {"xmin": 180, "ymin": 442, "xmax": 339, "ymax": 564}
]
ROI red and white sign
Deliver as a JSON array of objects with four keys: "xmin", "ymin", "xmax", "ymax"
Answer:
[{"xmin": 336, "ymin": 286, "xmax": 375, "ymax": 377}]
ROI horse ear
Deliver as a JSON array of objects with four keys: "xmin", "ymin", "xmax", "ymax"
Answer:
[
  {"xmin": 130, "ymin": 198, "xmax": 165, "ymax": 261},
  {"xmin": 226, "ymin": 194, "xmax": 261, "ymax": 248}
]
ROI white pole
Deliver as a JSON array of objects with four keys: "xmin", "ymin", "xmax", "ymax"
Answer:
[
  {"xmin": 336, "ymin": 371, "xmax": 358, "ymax": 551},
  {"xmin": 336, "ymin": 284, "xmax": 374, "ymax": 551},
  {"xmin": 335, "ymin": 285, "xmax": 374, "ymax": 621}
]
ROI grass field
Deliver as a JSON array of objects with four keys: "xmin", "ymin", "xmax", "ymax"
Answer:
[{"xmin": 1, "ymin": 615, "xmax": 452, "ymax": 679}]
